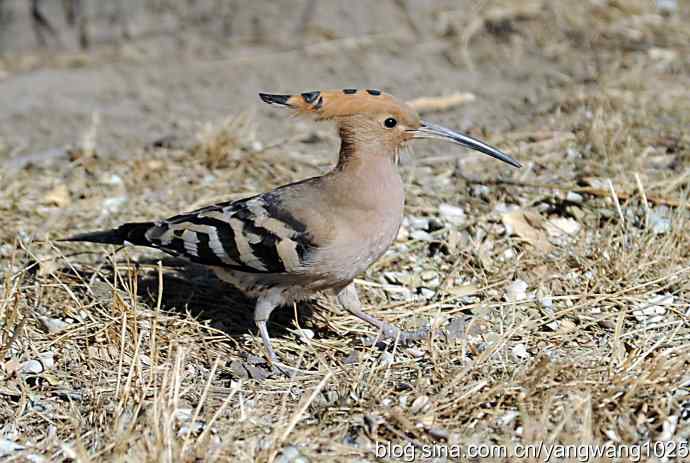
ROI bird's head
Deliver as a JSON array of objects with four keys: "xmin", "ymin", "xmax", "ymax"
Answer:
[{"xmin": 259, "ymin": 89, "xmax": 520, "ymax": 168}]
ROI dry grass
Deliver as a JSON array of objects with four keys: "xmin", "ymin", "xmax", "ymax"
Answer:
[{"xmin": 1, "ymin": 1, "xmax": 690, "ymax": 462}]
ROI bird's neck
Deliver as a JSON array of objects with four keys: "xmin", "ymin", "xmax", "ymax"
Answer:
[
  {"xmin": 335, "ymin": 125, "xmax": 399, "ymax": 171},
  {"xmin": 326, "ymin": 134, "xmax": 404, "ymax": 214}
]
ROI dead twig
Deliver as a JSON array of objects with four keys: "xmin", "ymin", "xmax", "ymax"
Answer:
[{"xmin": 407, "ymin": 92, "xmax": 476, "ymax": 114}]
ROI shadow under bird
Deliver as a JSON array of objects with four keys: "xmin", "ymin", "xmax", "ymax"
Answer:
[{"xmin": 64, "ymin": 89, "xmax": 520, "ymax": 372}]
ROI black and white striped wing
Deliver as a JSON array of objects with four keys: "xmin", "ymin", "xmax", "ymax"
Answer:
[{"xmin": 144, "ymin": 193, "xmax": 315, "ymax": 273}]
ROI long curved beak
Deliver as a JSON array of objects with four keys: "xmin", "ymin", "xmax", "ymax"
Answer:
[{"xmin": 410, "ymin": 121, "xmax": 521, "ymax": 168}]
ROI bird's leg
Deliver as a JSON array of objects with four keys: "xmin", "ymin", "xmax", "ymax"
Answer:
[
  {"xmin": 336, "ymin": 282, "xmax": 431, "ymax": 344},
  {"xmin": 254, "ymin": 293, "xmax": 303, "ymax": 377},
  {"xmin": 254, "ymin": 296, "xmax": 280, "ymax": 363}
]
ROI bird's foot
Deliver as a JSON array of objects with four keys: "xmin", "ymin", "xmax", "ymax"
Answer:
[
  {"xmin": 263, "ymin": 347, "xmax": 321, "ymax": 378},
  {"xmin": 269, "ymin": 360, "xmax": 300, "ymax": 378}
]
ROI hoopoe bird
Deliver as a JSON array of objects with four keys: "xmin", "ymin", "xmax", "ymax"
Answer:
[{"xmin": 65, "ymin": 89, "xmax": 520, "ymax": 371}]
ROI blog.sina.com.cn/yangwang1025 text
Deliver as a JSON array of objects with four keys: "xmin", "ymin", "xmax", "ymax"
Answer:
[{"xmin": 374, "ymin": 440, "xmax": 689, "ymax": 462}]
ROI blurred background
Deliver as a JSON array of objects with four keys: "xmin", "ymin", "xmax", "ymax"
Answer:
[{"xmin": 1, "ymin": 0, "xmax": 685, "ymax": 159}]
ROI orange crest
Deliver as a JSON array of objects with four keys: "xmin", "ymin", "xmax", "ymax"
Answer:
[{"xmin": 259, "ymin": 89, "xmax": 420, "ymax": 126}]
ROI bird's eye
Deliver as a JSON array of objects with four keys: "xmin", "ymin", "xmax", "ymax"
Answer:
[{"xmin": 384, "ymin": 117, "xmax": 397, "ymax": 128}]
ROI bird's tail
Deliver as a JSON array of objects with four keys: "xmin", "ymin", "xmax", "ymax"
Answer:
[{"xmin": 61, "ymin": 222, "xmax": 155, "ymax": 246}]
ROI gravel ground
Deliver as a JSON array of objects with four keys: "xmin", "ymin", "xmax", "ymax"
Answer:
[{"xmin": 1, "ymin": 1, "xmax": 690, "ymax": 461}]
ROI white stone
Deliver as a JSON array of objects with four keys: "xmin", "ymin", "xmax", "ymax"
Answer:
[
  {"xmin": 540, "ymin": 296, "xmax": 553, "ymax": 308},
  {"xmin": 512, "ymin": 343, "xmax": 530, "ymax": 361},
  {"xmin": 408, "ymin": 216, "xmax": 429, "ymax": 230},
  {"xmin": 38, "ymin": 316, "xmax": 70, "ymax": 333},
  {"xmin": 634, "ymin": 293, "xmax": 674, "ymax": 322},
  {"xmin": 20, "ymin": 360, "xmax": 44, "ymax": 374},
  {"xmin": 410, "ymin": 395, "xmax": 430, "ymax": 414},
  {"xmin": 100, "ymin": 173, "xmax": 124, "ymax": 186},
  {"xmin": 649, "ymin": 207, "xmax": 672, "ymax": 234},
  {"xmin": 174, "ymin": 408, "xmax": 193, "ymax": 422},
  {"xmin": 275, "ymin": 446, "xmax": 303, "ymax": 463},
  {"xmin": 439, "ymin": 203, "xmax": 465, "ymax": 225},
  {"xmin": 380, "ymin": 351, "xmax": 395, "ymax": 366},
  {"xmin": 295, "ymin": 329, "xmax": 314, "ymax": 342},
  {"xmin": 0, "ymin": 439, "xmax": 25, "ymax": 457},
  {"xmin": 545, "ymin": 217, "xmax": 581, "ymax": 237},
  {"xmin": 410, "ymin": 230, "xmax": 434, "ymax": 241},
  {"xmin": 102, "ymin": 196, "xmax": 127, "ymax": 214},
  {"xmin": 566, "ymin": 191, "xmax": 584, "ymax": 203},
  {"xmin": 499, "ymin": 410, "xmax": 520, "ymax": 426},
  {"xmin": 419, "ymin": 288, "xmax": 435, "ymax": 299},
  {"xmin": 505, "ymin": 280, "xmax": 528, "ymax": 302},
  {"xmin": 658, "ymin": 415, "xmax": 678, "ymax": 441}
]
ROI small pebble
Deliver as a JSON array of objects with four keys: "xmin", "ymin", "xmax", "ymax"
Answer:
[
  {"xmin": 499, "ymin": 410, "xmax": 520, "ymax": 426},
  {"xmin": 343, "ymin": 351, "xmax": 359, "ymax": 365},
  {"xmin": 102, "ymin": 196, "xmax": 128, "ymax": 214},
  {"xmin": 0, "ymin": 439, "xmax": 25, "ymax": 457},
  {"xmin": 408, "ymin": 216, "xmax": 429, "ymax": 231},
  {"xmin": 445, "ymin": 317, "xmax": 466, "ymax": 341},
  {"xmin": 419, "ymin": 288, "xmax": 435, "ymax": 299},
  {"xmin": 540, "ymin": 296, "xmax": 553, "ymax": 308},
  {"xmin": 295, "ymin": 328, "xmax": 314, "ymax": 342},
  {"xmin": 178, "ymin": 421, "xmax": 204, "ymax": 437},
  {"xmin": 605, "ymin": 429, "xmax": 620, "ymax": 442},
  {"xmin": 407, "ymin": 347, "xmax": 425, "ymax": 357},
  {"xmin": 545, "ymin": 321, "xmax": 560, "ymax": 331},
  {"xmin": 546, "ymin": 217, "xmax": 581, "ymax": 236},
  {"xmin": 420, "ymin": 270, "xmax": 436, "ymax": 281},
  {"xmin": 566, "ymin": 191, "xmax": 584, "ymax": 204},
  {"xmin": 502, "ymin": 248, "xmax": 516, "ymax": 260},
  {"xmin": 38, "ymin": 316, "xmax": 70, "ymax": 333},
  {"xmin": 511, "ymin": 343, "xmax": 530, "ymax": 361},
  {"xmin": 100, "ymin": 173, "xmax": 124, "ymax": 186},
  {"xmin": 633, "ymin": 293, "xmax": 673, "ymax": 322},
  {"xmin": 275, "ymin": 445, "xmax": 307, "ymax": 463},
  {"xmin": 657, "ymin": 0, "xmax": 677, "ymax": 13},
  {"xmin": 383, "ymin": 271, "xmax": 411, "ymax": 285},
  {"xmin": 229, "ymin": 360, "xmax": 249, "ymax": 379},
  {"xmin": 438, "ymin": 203, "xmax": 465, "ymax": 225},
  {"xmin": 380, "ymin": 351, "xmax": 395, "ymax": 366},
  {"xmin": 0, "ymin": 243, "xmax": 14, "ymax": 257},
  {"xmin": 410, "ymin": 230, "xmax": 434, "ymax": 241},
  {"xmin": 21, "ymin": 360, "xmax": 44, "ymax": 375},
  {"xmin": 246, "ymin": 364, "xmax": 270, "ymax": 380},
  {"xmin": 410, "ymin": 395, "xmax": 430, "ymax": 414},
  {"xmin": 201, "ymin": 174, "xmax": 217, "ymax": 186},
  {"xmin": 470, "ymin": 184, "xmax": 490, "ymax": 198},
  {"xmin": 38, "ymin": 352, "xmax": 54, "ymax": 370},
  {"xmin": 420, "ymin": 271, "xmax": 440, "ymax": 288},
  {"xmin": 325, "ymin": 390, "xmax": 339, "ymax": 405},
  {"xmin": 505, "ymin": 280, "xmax": 528, "ymax": 302},
  {"xmin": 659, "ymin": 415, "xmax": 678, "ymax": 441},
  {"xmin": 649, "ymin": 214, "xmax": 671, "ymax": 235},
  {"xmin": 389, "ymin": 287, "xmax": 414, "ymax": 301},
  {"xmin": 174, "ymin": 408, "xmax": 193, "ymax": 422},
  {"xmin": 566, "ymin": 147, "xmax": 581, "ymax": 160},
  {"xmin": 649, "ymin": 209, "xmax": 672, "ymax": 235}
]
